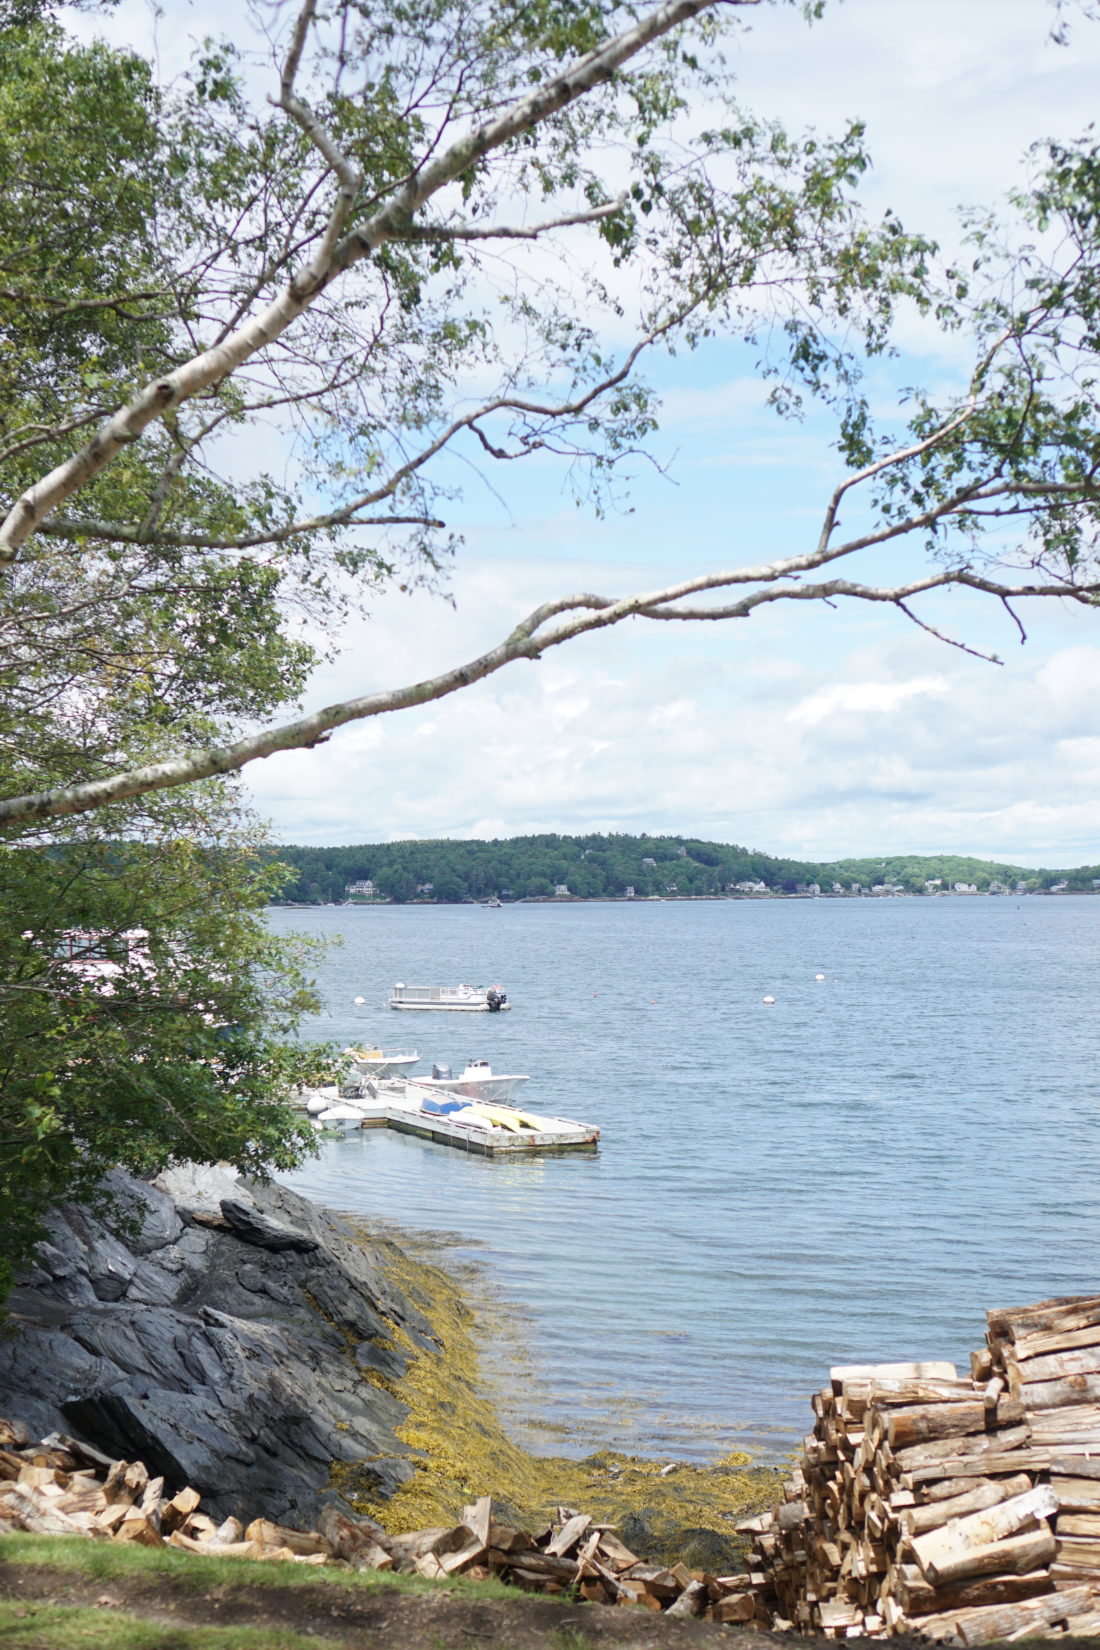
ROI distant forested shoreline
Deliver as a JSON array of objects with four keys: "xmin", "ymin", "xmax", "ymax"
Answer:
[{"xmin": 266, "ymin": 834, "xmax": 1100, "ymax": 905}]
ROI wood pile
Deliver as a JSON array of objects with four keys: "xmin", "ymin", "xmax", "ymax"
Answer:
[
  {"xmin": 739, "ymin": 1293, "xmax": 1100, "ymax": 1643},
  {"xmin": 0, "ymin": 1417, "xmax": 760, "ymax": 1623}
]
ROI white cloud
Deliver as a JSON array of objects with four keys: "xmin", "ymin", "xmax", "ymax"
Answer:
[
  {"xmin": 240, "ymin": 540, "xmax": 1100, "ymax": 865},
  {"xmin": 786, "ymin": 676, "xmax": 950, "ymax": 728}
]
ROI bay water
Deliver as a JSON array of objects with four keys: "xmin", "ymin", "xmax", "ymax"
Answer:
[{"xmin": 270, "ymin": 895, "xmax": 1100, "ymax": 1463}]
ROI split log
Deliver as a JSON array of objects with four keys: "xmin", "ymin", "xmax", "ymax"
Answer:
[
  {"xmin": 901, "ymin": 1474, "xmax": 1033, "ymax": 1537},
  {"xmin": 1058, "ymin": 1514, "xmax": 1100, "ymax": 1539},
  {"xmin": 622, "ymin": 1562, "xmax": 680, "ymax": 1600},
  {"xmin": 544, "ymin": 1513, "xmax": 590, "ymax": 1556},
  {"xmin": 665, "ymin": 1578, "xmax": 708, "ymax": 1618},
  {"xmin": 831, "ymin": 1361, "xmax": 958, "ymax": 1394},
  {"xmin": 917, "ymin": 1580, "xmax": 1099, "ymax": 1645},
  {"xmin": 317, "ymin": 1507, "xmax": 395, "ymax": 1568},
  {"xmin": 0, "ymin": 1483, "xmax": 88, "ymax": 1535},
  {"xmin": 1052, "ymin": 1536, "xmax": 1100, "ymax": 1572},
  {"xmin": 594, "ymin": 1531, "xmax": 640, "ymax": 1570},
  {"xmin": 909, "ymin": 1485, "xmax": 1058, "ymax": 1580},
  {"xmin": 462, "ymin": 1495, "xmax": 492, "ymax": 1550},
  {"xmin": 245, "ymin": 1519, "xmax": 330, "ymax": 1557},
  {"xmin": 1021, "ymin": 1373, "xmax": 1100, "ymax": 1410},
  {"xmin": 161, "ymin": 1487, "xmax": 201, "ymax": 1533},
  {"xmin": 919, "ymin": 1524, "xmax": 1056, "ymax": 1589},
  {"xmin": 713, "ymin": 1592, "xmax": 757, "ymax": 1623},
  {"xmin": 904, "ymin": 1446, "xmax": 1052, "ymax": 1483},
  {"xmin": 884, "ymin": 1401, "xmax": 1022, "ymax": 1451},
  {"xmin": 1015, "ymin": 1324, "xmax": 1100, "ymax": 1362},
  {"xmin": 895, "ymin": 1567, "xmax": 1053, "ymax": 1617},
  {"xmin": 893, "ymin": 1422, "xmax": 1031, "ymax": 1475},
  {"xmin": 114, "ymin": 1507, "xmax": 166, "ymax": 1546}
]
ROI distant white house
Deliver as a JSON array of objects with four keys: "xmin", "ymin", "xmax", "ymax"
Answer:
[
  {"xmin": 346, "ymin": 879, "xmax": 375, "ymax": 898},
  {"xmin": 641, "ymin": 856, "xmax": 657, "ymax": 867},
  {"xmin": 832, "ymin": 882, "xmax": 845, "ymax": 894},
  {"xmin": 953, "ymin": 881, "xmax": 978, "ymax": 893},
  {"xmin": 925, "ymin": 878, "xmax": 942, "ymax": 889},
  {"xmin": 416, "ymin": 882, "xmax": 434, "ymax": 894},
  {"xmin": 1050, "ymin": 880, "xmax": 1069, "ymax": 893},
  {"xmin": 732, "ymin": 879, "xmax": 768, "ymax": 893},
  {"xmin": 676, "ymin": 845, "xmax": 688, "ymax": 857},
  {"xmin": 553, "ymin": 883, "xmax": 570, "ymax": 897},
  {"xmin": 624, "ymin": 885, "xmax": 636, "ymax": 898}
]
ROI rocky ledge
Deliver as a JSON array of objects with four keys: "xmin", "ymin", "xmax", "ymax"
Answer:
[{"xmin": 0, "ymin": 1166, "xmax": 438, "ymax": 1528}]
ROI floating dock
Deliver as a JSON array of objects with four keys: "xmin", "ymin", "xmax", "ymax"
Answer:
[{"xmin": 302, "ymin": 1081, "xmax": 599, "ymax": 1155}]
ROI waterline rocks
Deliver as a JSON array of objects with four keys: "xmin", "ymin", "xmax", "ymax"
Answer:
[{"xmin": 0, "ymin": 1167, "xmax": 438, "ymax": 1527}]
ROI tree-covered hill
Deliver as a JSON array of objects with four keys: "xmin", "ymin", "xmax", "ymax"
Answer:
[{"xmin": 267, "ymin": 835, "xmax": 1100, "ymax": 904}]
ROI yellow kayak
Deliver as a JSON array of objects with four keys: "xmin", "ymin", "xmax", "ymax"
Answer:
[{"xmin": 461, "ymin": 1103, "xmax": 551, "ymax": 1133}]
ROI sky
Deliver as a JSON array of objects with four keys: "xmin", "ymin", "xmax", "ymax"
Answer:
[{"xmin": 78, "ymin": 0, "xmax": 1100, "ymax": 864}]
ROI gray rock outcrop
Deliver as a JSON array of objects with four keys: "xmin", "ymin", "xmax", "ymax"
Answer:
[{"xmin": 0, "ymin": 1168, "xmax": 438, "ymax": 1527}]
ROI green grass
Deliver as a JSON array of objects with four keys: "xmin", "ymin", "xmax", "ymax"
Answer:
[
  {"xmin": 0, "ymin": 1531, "xmax": 514, "ymax": 1601},
  {"xmin": 0, "ymin": 1600, "xmax": 334, "ymax": 1647},
  {"xmin": 548, "ymin": 1631, "xmax": 595, "ymax": 1650}
]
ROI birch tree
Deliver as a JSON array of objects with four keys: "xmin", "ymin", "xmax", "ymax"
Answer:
[{"xmin": 2, "ymin": 0, "xmax": 1100, "ymax": 831}]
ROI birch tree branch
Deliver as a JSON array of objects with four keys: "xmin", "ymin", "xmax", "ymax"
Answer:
[
  {"xmin": 2, "ymin": 556, "xmax": 1097, "ymax": 828},
  {"xmin": 0, "ymin": 0, "xmax": 735, "ymax": 565},
  {"xmin": 406, "ymin": 198, "xmax": 627, "ymax": 241}
]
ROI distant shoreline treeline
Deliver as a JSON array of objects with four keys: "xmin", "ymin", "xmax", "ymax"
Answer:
[{"xmin": 266, "ymin": 833, "xmax": 1100, "ymax": 905}]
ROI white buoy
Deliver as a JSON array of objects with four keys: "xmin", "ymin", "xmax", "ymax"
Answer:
[
  {"xmin": 763, "ymin": 994, "xmax": 776, "ymax": 1005},
  {"xmin": 353, "ymin": 995, "xmax": 366, "ymax": 1005},
  {"xmin": 815, "ymin": 973, "xmax": 825, "ymax": 981}
]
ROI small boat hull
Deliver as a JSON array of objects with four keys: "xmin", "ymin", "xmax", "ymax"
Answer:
[
  {"xmin": 389, "ymin": 999, "xmax": 510, "ymax": 1012},
  {"xmin": 389, "ymin": 983, "xmax": 510, "ymax": 1012},
  {"xmin": 345, "ymin": 1047, "xmax": 419, "ymax": 1077},
  {"xmin": 414, "ymin": 1073, "xmax": 529, "ymax": 1103}
]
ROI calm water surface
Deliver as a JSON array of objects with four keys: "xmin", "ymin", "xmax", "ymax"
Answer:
[{"xmin": 271, "ymin": 896, "xmax": 1100, "ymax": 1461}]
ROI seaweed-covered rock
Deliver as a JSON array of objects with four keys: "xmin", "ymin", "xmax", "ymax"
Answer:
[{"xmin": 0, "ymin": 1168, "xmax": 435, "ymax": 1527}]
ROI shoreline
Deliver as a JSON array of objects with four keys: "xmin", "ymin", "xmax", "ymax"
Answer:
[
  {"xmin": 353, "ymin": 1215, "xmax": 785, "ymax": 1569},
  {"xmin": 0, "ymin": 1168, "xmax": 781, "ymax": 1569}
]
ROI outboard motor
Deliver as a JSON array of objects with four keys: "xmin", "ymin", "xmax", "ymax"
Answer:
[
  {"xmin": 431, "ymin": 1062, "xmax": 453, "ymax": 1081},
  {"xmin": 485, "ymin": 987, "xmax": 503, "ymax": 1011}
]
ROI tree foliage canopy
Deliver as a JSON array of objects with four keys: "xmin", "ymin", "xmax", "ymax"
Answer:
[{"xmin": 269, "ymin": 833, "xmax": 1100, "ymax": 903}]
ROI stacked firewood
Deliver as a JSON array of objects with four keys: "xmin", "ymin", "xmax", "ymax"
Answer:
[
  {"xmin": 739, "ymin": 1293, "xmax": 1100, "ymax": 1643},
  {"xmin": 0, "ymin": 1417, "xmax": 759, "ymax": 1623}
]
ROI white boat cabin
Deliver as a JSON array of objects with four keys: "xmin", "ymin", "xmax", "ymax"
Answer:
[{"xmin": 388, "ymin": 983, "xmax": 509, "ymax": 1012}]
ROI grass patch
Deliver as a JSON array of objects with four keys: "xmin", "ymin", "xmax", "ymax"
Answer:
[
  {"xmin": 548, "ymin": 1631, "xmax": 596, "ymax": 1650},
  {"xmin": 0, "ymin": 1532, "xmax": 514, "ymax": 1603},
  {"xmin": 0, "ymin": 1600, "xmax": 332, "ymax": 1648}
]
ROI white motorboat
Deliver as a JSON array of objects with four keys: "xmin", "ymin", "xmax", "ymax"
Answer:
[
  {"xmin": 313, "ymin": 1101, "xmax": 375, "ymax": 1128},
  {"xmin": 344, "ymin": 1045, "xmax": 420, "ymax": 1077},
  {"xmin": 389, "ymin": 982, "xmax": 510, "ymax": 1012},
  {"xmin": 413, "ymin": 1060, "xmax": 529, "ymax": 1103}
]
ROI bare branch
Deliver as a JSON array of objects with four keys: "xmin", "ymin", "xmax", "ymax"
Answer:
[{"xmin": 36, "ymin": 512, "xmax": 446, "ymax": 551}]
